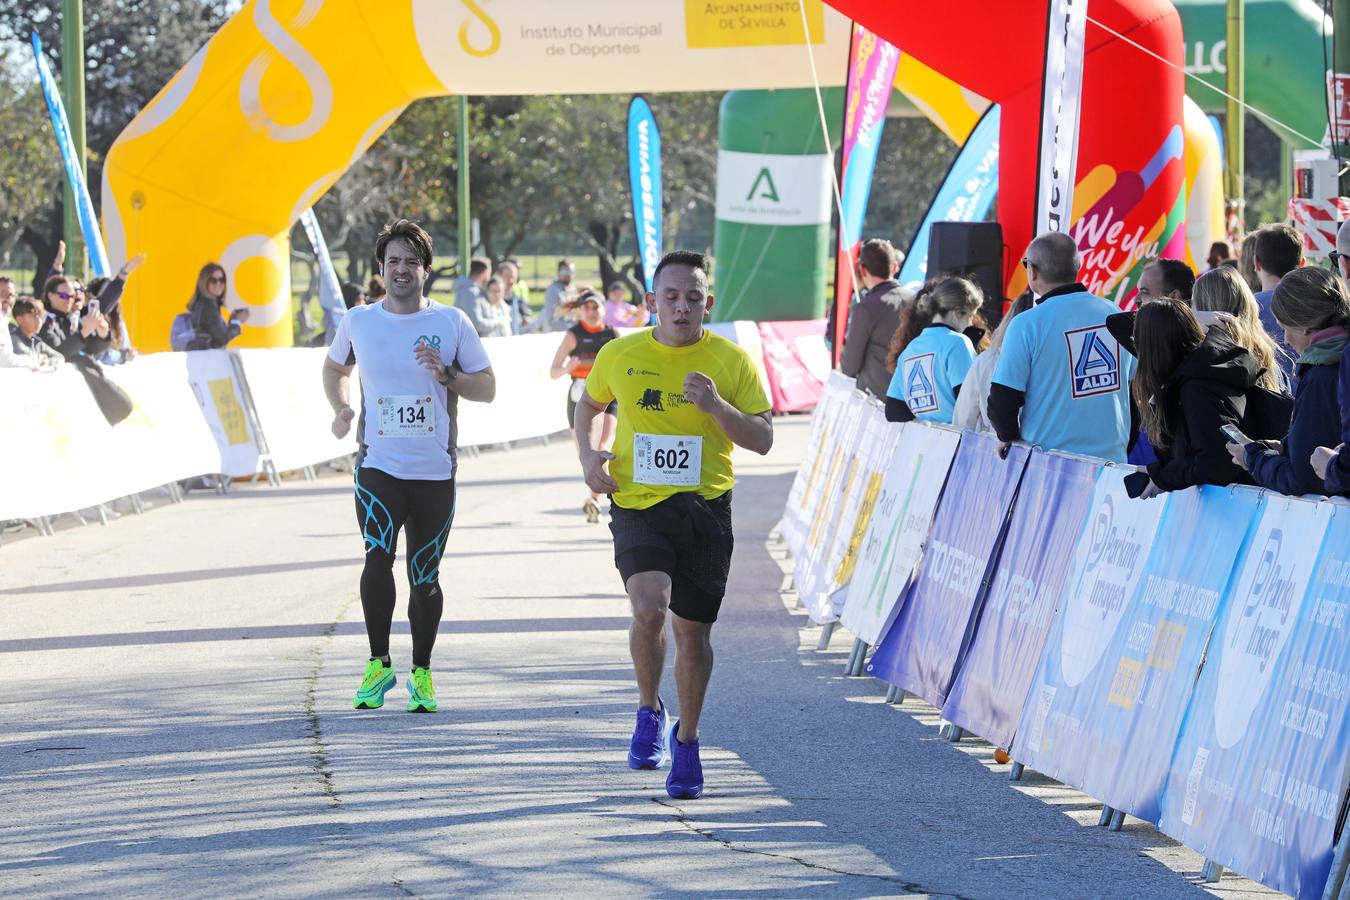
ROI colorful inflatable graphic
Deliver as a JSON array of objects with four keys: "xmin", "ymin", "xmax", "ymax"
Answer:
[{"xmin": 828, "ymin": 0, "xmax": 1186, "ymax": 307}]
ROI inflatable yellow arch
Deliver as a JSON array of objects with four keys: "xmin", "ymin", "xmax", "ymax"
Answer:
[{"xmin": 104, "ymin": 0, "xmax": 1210, "ymax": 351}]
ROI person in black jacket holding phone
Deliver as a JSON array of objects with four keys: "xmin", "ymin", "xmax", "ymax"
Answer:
[
  {"xmin": 1130, "ymin": 299, "xmax": 1291, "ymax": 496},
  {"xmin": 1229, "ymin": 266, "xmax": 1347, "ymax": 495}
]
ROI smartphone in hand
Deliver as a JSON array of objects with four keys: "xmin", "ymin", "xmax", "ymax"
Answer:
[
  {"xmin": 1220, "ymin": 424, "xmax": 1250, "ymax": 445},
  {"xmin": 1123, "ymin": 470, "xmax": 1151, "ymax": 499}
]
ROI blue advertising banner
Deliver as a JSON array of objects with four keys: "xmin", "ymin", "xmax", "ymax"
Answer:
[
  {"xmin": 866, "ymin": 431, "xmax": 1029, "ymax": 707},
  {"xmin": 942, "ymin": 451, "xmax": 1100, "ymax": 749},
  {"xmin": 627, "ymin": 96, "xmax": 662, "ymax": 292},
  {"xmin": 32, "ymin": 33, "xmax": 110, "ymax": 277},
  {"xmin": 1014, "ymin": 485, "xmax": 1261, "ymax": 823},
  {"xmin": 1159, "ymin": 498, "xmax": 1346, "ymax": 899},
  {"xmin": 899, "ymin": 105, "xmax": 1000, "ymax": 289},
  {"xmin": 1015, "ymin": 469, "xmax": 1171, "ymax": 793}
]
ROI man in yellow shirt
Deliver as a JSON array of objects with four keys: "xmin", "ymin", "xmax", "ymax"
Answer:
[{"xmin": 576, "ymin": 250, "xmax": 773, "ymax": 800}]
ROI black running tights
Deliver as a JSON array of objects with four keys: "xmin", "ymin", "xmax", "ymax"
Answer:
[{"xmin": 353, "ymin": 466, "xmax": 456, "ymax": 668}]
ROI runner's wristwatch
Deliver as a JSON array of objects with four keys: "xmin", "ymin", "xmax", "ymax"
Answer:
[{"xmin": 440, "ymin": 363, "xmax": 458, "ymax": 386}]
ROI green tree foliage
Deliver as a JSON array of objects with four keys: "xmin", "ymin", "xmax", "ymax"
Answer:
[
  {"xmin": 0, "ymin": 0, "xmax": 229, "ymax": 275},
  {"xmin": 862, "ymin": 116, "xmax": 962, "ymax": 254},
  {"xmin": 340, "ymin": 92, "xmax": 721, "ymax": 292},
  {"xmin": 0, "ymin": 47, "xmax": 61, "ymax": 287}
]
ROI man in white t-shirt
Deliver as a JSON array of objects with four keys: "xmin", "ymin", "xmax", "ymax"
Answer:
[{"xmin": 322, "ymin": 219, "xmax": 496, "ymax": 714}]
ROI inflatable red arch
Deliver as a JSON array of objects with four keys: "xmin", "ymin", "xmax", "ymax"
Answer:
[{"xmin": 827, "ymin": 0, "xmax": 1186, "ymax": 304}]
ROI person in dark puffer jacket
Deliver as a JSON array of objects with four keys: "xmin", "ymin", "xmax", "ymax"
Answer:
[
  {"xmin": 185, "ymin": 262, "xmax": 249, "ymax": 350},
  {"xmin": 1311, "ymin": 344, "xmax": 1350, "ymax": 494},
  {"xmin": 1230, "ymin": 267, "xmax": 1347, "ymax": 496},
  {"xmin": 1132, "ymin": 299, "xmax": 1291, "ymax": 495}
]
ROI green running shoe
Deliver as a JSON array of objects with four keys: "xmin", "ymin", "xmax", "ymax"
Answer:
[
  {"xmin": 407, "ymin": 666, "xmax": 438, "ymax": 713},
  {"xmin": 353, "ymin": 658, "xmax": 396, "ymax": 709}
]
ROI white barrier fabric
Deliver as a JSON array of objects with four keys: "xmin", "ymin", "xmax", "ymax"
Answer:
[
  {"xmin": 106, "ymin": 353, "xmax": 231, "ymax": 490},
  {"xmin": 182, "ymin": 349, "xmax": 261, "ymax": 478},
  {"xmin": 234, "ymin": 348, "xmax": 360, "ymax": 474},
  {"xmin": 839, "ymin": 423, "xmax": 962, "ymax": 646},
  {"xmin": 0, "ymin": 355, "xmax": 251, "ymax": 520},
  {"xmin": 1, "ymin": 324, "xmax": 777, "ymax": 522},
  {"xmin": 785, "ymin": 381, "xmax": 861, "ymax": 566},
  {"xmin": 811, "ymin": 405, "xmax": 897, "ymax": 623},
  {"xmin": 0, "ymin": 367, "xmax": 122, "ymax": 519},
  {"xmin": 457, "ymin": 333, "xmax": 569, "ymax": 447},
  {"xmin": 794, "ymin": 389, "xmax": 871, "ymax": 623},
  {"xmin": 781, "ymin": 372, "xmax": 854, "ymax": 552}
]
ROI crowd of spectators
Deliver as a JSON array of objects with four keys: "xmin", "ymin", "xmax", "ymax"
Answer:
[
  {"xmin": 3, "ymin": 240, "xmax": 145, "ymax": 372},
  {"xmin": 841, "ymin": 223, "xmax": 1350, "ymax": 501}
]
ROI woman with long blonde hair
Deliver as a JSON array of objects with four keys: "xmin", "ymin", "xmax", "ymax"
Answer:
[{"xmin": 1191, "ymin": 266, "xmax": 1290, "ymax": 393}]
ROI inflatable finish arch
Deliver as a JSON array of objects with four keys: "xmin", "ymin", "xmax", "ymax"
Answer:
[
  {"xmin": 105, "ymin": 0, "xmax": 870, "ymax": 351},
  {"xmin": 828, "ymin": 0, "xmax": 1186, "ymax": 304}
]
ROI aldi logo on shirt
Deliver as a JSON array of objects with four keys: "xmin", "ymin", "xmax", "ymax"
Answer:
[
  {"xmin": 1064, "ymin": 326, "xmax": 1120, "ymax": 398},
  {"xmin": 902, "ymin": 353, "xmax": 940, "ymax": 413}
]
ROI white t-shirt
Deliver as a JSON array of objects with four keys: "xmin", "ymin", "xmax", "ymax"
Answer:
[{"xmin": 328, "ymin": 300, "xmax": 491, "ymax": 480}]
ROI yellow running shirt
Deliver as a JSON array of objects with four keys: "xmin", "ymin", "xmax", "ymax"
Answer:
[{"xmin": 585, "ymin": 329, "xmax": 771, "ymax": 510}]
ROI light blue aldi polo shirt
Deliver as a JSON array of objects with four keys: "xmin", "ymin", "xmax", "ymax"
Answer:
[
  {"xmin": 886, "ymin": 324, "xmax": 976, "ymax": 424},
  {"xmin": 991, "ymin": 289, "xmax": 1136, "ymax": 462}
]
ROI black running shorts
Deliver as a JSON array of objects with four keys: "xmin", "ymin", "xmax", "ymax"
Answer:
[
  {"xmin": 609, "ymin": 490, "xmax": 734, "ymax": 624},
  {"xmin": 568, "ymin": 379, "xmax": 617, "ymax": 427}
]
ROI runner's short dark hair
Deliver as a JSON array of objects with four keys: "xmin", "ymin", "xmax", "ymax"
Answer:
[
  {"xmin": 858, "ymin": 238, "xmax": 898, "ymax": 280},
  {"xmin": 652, "ymin": 250, "xmax": 710, "ymax": 288},
  {"xmin": 13, "ymin": 296, "xmax": 43, "ymax": 318},
  {"xmin": 1254, "ymin": 224, "xmax": 1303, "ymax": 278},
  {"xmin": 1152, "ymin": 258, "xmax": 1195, "ymax": 300},
  {"xmin": 374, "ymin": 219, "xmax": 434, "ymax": 269},
  {"xmin": 469, "ymin": 256, "xmax": 491, "ymax": 278}
]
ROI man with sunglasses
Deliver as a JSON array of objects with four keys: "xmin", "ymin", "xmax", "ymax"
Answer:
[
  {"xmin": 40, "ymin": 274, "xmax": 110, "ymax": 361},
  {"xmin": 989, "ymin": 231, "xmax": 1138, "ymax": 463}
]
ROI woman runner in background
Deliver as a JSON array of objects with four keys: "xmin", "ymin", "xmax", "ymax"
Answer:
[{"xmin": 550, "ymin": 287, "xmax": 620, "ymax": 522}]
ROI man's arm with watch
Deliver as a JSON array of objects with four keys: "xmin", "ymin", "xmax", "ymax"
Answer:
[
  {"xmin": 412, "ymin": 340, "xmax": 496, "ymax": 402},
  {"xmin": 439, "ymin": 361, "xmax": 496, "ymax": 402}
]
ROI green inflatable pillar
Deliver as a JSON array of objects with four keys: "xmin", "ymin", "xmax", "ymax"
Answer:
[{"xmin": 713, "ymin": 88, "xmax": 842, "ymax": 322}]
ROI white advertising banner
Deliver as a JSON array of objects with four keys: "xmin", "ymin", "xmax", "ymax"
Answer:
[
  {"xmin": 104, "ymin": 353, "xmax": 229, "ymax": 490},
  {"xmin": 183, "ymin": 349, "xmax": 262, "ymax": 478},
  {"xmin": 458, "ymin": 333, "xmax": 571, "ymax": 448},
  {"xmin": 784, "ymin": 376, "xmax": 858, "ymax": 562},
  {"xmin": 0, "ymin": 367, "xmax": 117, "ymax": 519},
  {"xmin": 715, "ymin": 150, "xmax": 834, "ymax": 226},
  {"xmin": 1036, "ymin": 0, "xmax": 1088, "ymax": 234},
  {"xmin": 838, "ymin": 422, "xmax": 962, "ymax": 646},
  {"xmin": 811, "ymin": 406, "xmax": 901, "ymax": 622},
  {"xmin": 793, "ymin": 388, "xmax": 870, "ymax": 622},
  {"xmin": 781, "ymin": 371, "xmax": 853, "ymax": 552},
  {"xmin": 411, "ymin": 0, "xmax": 852, "ymax": 96},
  {"xmin": 0, "ymin": 355, "xmax": 260, "ymax": 520},
  {"xmin": 234, "ymin": 348, "xmax": 361, "ymax": 474}
]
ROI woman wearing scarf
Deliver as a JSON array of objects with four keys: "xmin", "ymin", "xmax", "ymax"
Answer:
[{"xmin": 1228, "ymin": 266, "xmax": 1348, "ymax": 495}]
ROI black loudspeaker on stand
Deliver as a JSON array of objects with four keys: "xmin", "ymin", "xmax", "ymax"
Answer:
[{"xmin": 925, "ymin": 222, "xmax": 1005, "ymax": 304}]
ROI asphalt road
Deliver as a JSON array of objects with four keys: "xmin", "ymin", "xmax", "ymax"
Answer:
[{"xmin": 0, "ymin": 417, "xmax": 1277, "ymax": 898}]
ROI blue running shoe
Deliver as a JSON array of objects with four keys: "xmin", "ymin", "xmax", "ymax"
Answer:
[
  {"xmin": 665, "ymin": 718, "xmax": 703, "ymax": 800},
  {"xmin": 628, "ymin": 699, "xmax": 668, "ymax": 769}
]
